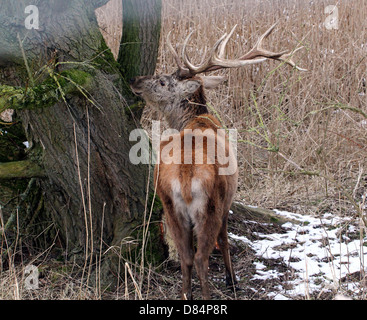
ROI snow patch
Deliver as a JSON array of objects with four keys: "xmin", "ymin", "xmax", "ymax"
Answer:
[{"xmin": 229, "ymin": 209, "xmax": 367, "ymax": 299}]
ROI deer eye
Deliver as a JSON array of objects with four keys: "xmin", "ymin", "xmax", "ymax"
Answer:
[{"xmin": 159, "ymin": 79, "xmax": 166, "ymax": 86}]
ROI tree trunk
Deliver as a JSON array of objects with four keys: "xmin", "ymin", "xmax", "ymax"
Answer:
[
  {"xmin": 119, "ymin": 0, "xmax": 162, "ymax": 80},
  {"xmin": 0, "ymin": 0, "xmax": 163, "ymax": 280},
  {"xmin": 118, "ymin": 0, "xmax": 162, "ymax": 119}
]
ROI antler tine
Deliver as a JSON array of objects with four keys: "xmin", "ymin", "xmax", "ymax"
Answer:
[
  {"xmin": 217, "ymin": 24, "xmax": 238, "ymax": 58},
  {"xmin": 167, "ymin": 30, "xmax": 191, "ymax": 76},
  {"xmin": 238, "ymin": 22, "xmax": 306, "ymax": 71},
  {"xmin": 181, "ymin": 30, "xmax": 195, "ymax": 71},
  {"xmin": 182, "ymin": 30, "xmax": 227, "ymax": 74},
  {"xmin": 239, "ymin": 22, "xmax": 287, "ymax": 60},
  {"xmin": 277, "ymin": 46, "xmax": 308, "ymax": 71}
]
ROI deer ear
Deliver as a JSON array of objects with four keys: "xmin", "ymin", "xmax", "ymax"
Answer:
[
  {"xmin": 201, "ymin": 76, "xmax": 227, "ymax": 89},
  {"xmin": 183, "ymin": 79, "xmax": 202, "ymax": 94}
]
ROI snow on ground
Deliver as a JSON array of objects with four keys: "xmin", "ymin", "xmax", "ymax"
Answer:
[{"xmin": 229, "ymin": 209, "xmax": 367, "ymax": 299}]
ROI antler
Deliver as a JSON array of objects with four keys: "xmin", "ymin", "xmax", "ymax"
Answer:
[
  {"xmin": 167, "ymin": 30, "xmax": 192, "ymax": 78},
  {"xmin": 168, "ymin": 23, "xmax": 306, "ymax": 78}
]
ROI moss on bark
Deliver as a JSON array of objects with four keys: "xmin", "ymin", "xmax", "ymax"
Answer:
[
  {"xmin": 0, "ymin": 160, "xmax": 45, "ymax": 179},
  {"xmin": 0, "ymin": 69, "xmax": 94, "ymax": 111}
]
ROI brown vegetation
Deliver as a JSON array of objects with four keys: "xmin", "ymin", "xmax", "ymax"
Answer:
[
  {"xmin": 1, "ymin": 0, "xmax": 366, "ymax": 300},
  {"xmin": 149, "ymin": 0, "xmax": 367, "ymax": 218}
]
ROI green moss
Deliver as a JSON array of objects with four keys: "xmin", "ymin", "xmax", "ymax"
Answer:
[
  {"xmin": 141, "ymin": 193, "xmax": 165, "ymax": 266},
  {"xmin": 0, "ymin": 69, "xmax": 94, "ymax": 111},
  {"xmin": 0, "ymin": 85, "xmax": 25, "ymax": 109},
  {"xmin": 270, "ymin": 216, "xmax": 280, "ymax": 223},
  {"xmin": 94, "ymin": 40, "xmax": 120, "ymax": 74},
  {"xmin": 144, "ymin": 221, "xmax": 165, "ymax": 266},
  {"xmin": 124, "ymin": 100, "xmax": 145, "ymax": 113},
  {"xmin": 60, "ymin": 69, "xmax": 93, "ymax": 88},
  {"xmin": 149, "ymin": 191, "xmax": 163, "ymax": 213},
  {"xmin": 92, "ymin": 39, "xmax": 134, "ymax": 98},
  {"xmin": 126, "ymin": 219, "xmax": 165, "ymax": 267},
  {"xmin": 0, "ymin": 160, "xmax": 45, "ymax": 179},
  {"xmin": 110, "ymin": 192, "xmax": 164, "ymax": 268}
]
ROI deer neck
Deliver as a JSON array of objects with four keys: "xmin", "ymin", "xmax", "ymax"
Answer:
[{"xmin": 164, "ymin": 88, "xmax": 208, "ymax": 131}]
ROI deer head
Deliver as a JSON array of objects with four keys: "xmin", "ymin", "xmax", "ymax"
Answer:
[{"xmin": 130, "ymin": 23, "xmax": 305, "ymax": 130}]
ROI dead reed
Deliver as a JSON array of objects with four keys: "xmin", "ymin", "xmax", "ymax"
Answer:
[
  {"xmin": 144, "ymin": 0, "xmax": 367, "ymax": 216},
  {"xmin": 96, "ymin": 0, "xmax": 367, "ymax": 215},
  {"xmin": 1, "ymin": 0, "xmax": 366, "ymax": 300}
]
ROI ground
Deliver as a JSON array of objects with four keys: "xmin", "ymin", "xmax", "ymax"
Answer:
[
  {"xmin": 142, "ymin": 204, "xmax": 367, "ymax": 300},
  {"xmin": 1, "ymin": 203, "xmax": 365, "ymax": 300},
  {"xmin": 228, "ymin": 207, "xmax": 367, "ymax": 300}
]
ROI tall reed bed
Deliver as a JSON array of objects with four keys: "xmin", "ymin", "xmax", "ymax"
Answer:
[{"xmin": 144, "ymin": 0, "xmax": 367, "ymax": 215}]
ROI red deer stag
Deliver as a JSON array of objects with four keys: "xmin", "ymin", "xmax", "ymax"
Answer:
[{"xmin": 130, "ymin": 23, "xmax": 305, "ymax": 299}]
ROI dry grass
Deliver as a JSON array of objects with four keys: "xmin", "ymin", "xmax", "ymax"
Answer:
[
  {"xmin": 1, "ymin": 0, "xmax": 366, "ymax": 300},
  {"xmin": 96, "ymin": 0, "xmax": 367, "ymax": 215},
  {"xmin": 95, "ymin": 0, "xmax": 123, "ymax": 60},
  {"xmin": 146, "ymin": 0, "xmax": 367, "ymax": 217},
  {"xmin": 144, "ymin": 0, "xmax": 367, "ymax": 298}
]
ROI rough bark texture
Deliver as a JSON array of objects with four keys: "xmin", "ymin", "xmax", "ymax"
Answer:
[
  {"xmin": 0, "ymin": 0, "xmax": 163, "ymax": 279},
  {"xmin": 119, "ymin": 0, "xmax": 161, "ymax": 80},
  {"xmin": 119, "ymin": 0, "xmax": 162, "ymax": 120}
]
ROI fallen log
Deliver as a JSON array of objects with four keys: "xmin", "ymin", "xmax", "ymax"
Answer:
[{"xmin": 230, "ymin": 201, "xmax": 298, "ymax": 225}]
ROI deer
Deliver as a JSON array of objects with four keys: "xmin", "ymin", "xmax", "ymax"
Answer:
[{"xmin": 129, "ymin": 23, "xmax": 305, "ymax": 300}]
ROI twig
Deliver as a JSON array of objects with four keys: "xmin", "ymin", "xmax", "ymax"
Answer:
[{"xmin": 17, "ymin": 33, "xmax": 34, "ymax": 87}]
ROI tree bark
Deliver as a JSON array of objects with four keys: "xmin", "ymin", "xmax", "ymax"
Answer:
[
  {"xmin": 119, "ymin": 0, "xmax": 162, "ymax": 81},
  {"xmin": 118, "ymin": 0, "xmax": 162, "ymax": 121},
  {"xmin": 0, "ymin": 0, "xmax": 163, "ymax": 280}
]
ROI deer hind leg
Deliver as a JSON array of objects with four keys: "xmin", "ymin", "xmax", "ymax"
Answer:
[
  {"xmin": 164, "ymin": 208, "xmax": 194, "ymax": 300},
  {"xmin": 177, "ymin": 228, "xmax": 194, "ymax": 300},
  {"xmin": 194, "ymin": 236, "xmax": 215, "ymax": 300},
  {"xmin": 217, "ymin": 215, "xmax": 237, "ymax": 287},
  {"xmin": 193, "ymin": 202, "xmax": 222, "ymax": 300}
]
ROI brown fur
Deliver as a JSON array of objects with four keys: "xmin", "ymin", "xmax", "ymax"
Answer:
[
  {"xmin": 130, "ymin": 73, "xmax": 238, "ymax": 300},
  {"xmin": 155, "ymin": 113, "xmax": 238, "ymax": 300}
]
